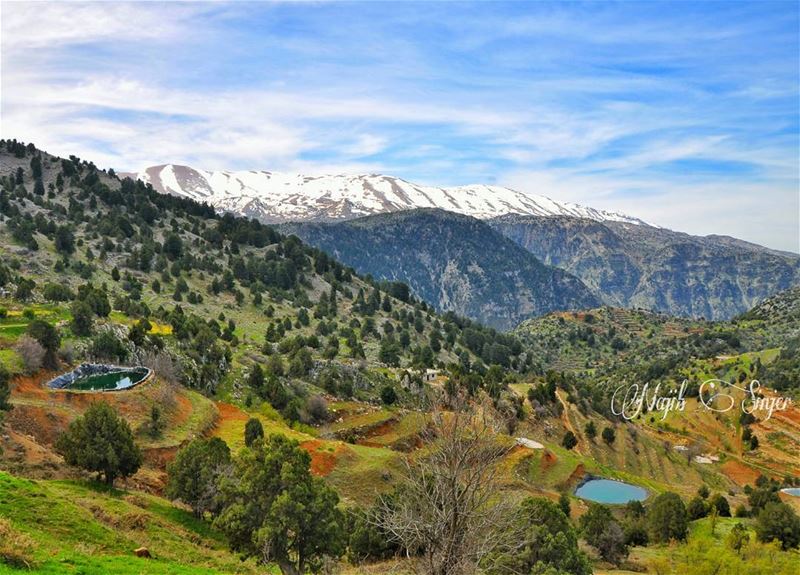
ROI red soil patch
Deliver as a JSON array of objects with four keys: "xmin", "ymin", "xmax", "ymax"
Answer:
[
  {"xmin": 773, "ymin": 405, "xmax": 800, "ymax": 426},
  {"xmin": 4, "ymin": 404, "xmax": 70, "ymax": 446},
  {"xmin": 360, "ymin": 418, "xmax": 399, "ymax": 441},
  {"xmin": 216, "ymin": 401, "xmax": 248, "ymax": 424},
  {"xmin": 568, "ymin": 463, "xmax": 586, "ymax": 484},
  {"xmin": 0, "ymin": 429, "xmax": 62, "ymax": 467},
  {"xmin": 358, "ymin": 440, "xmax": 386, "ymax": 448},
  {"xmin": 557, "ymin": 462, "xmax": 587, "ymax": 492},
  {"xmin": 11, "ymin": 371, "xmax": 59, "ymax": 400},
  {"xmin": 540, "ymin": 449, "xmax": 557, "ymax": 471},
  {"xmin": 721, "ymin": 459, "xmax": 760, "ymax": 486},
  {"xmin": 301, "ymin": 440, "xmax": 340, "ymax": 476},
  {"xmin": 143, "ymin": 445, "xmax": 181, "ymax": 471},
  {"xmin": 213, "ymin": 402, "xmax": 341, "ymax": 476}
]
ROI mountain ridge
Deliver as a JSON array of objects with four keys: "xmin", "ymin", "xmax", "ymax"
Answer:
[
  {"xmin": 119, "ymin": 163, "xmax": 653, "ymax": 226},
  {"xmin": 489, "ymin": 214, "xmax": 800, "ymax": 320},
  {"xmin": 286, "ymin": 209, "xmax": 800, "ymax": 324}
]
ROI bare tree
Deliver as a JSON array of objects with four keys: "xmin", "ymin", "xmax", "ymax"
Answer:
[
  {"xmin": 138, "ymin": 350, "xmax": 182, "ymax": 384},
  {"xmin": 375, "ymin": 408, "xmax": 520, "ymax": 575},
  {"xmin": 306, "ymin": 394, "xmax": 330, "ymax": 424},
  {"xmin": 15, "ymin": 335, "xmax": 45, "ymax": 375},
  {"xmin": 58, "ymin": 342, "xmax": 76, "ymax": 365},
  {"xmin": 139, "ymin": 350, "xmax": 181, "ymax": 412}
]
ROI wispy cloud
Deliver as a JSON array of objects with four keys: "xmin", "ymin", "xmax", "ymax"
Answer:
[{"xmin": 1, "ymin": 1, "xmax": 797, "ymax": 251}]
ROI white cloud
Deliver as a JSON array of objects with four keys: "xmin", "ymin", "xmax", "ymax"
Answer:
[
  {"xmin": 1, "ymin": 1, "xmax": 202, "ymax": 49},
  {"xmin": 0, "ymin": 1, "xmax": 796, "ymax": 251}
]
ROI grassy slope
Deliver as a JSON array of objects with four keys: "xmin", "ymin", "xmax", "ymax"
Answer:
[
  {"xmin": 0, "ymin": 471, "xmax": 265, "ymax": 574},
  {"xmin": 624, "ymin": 517, "xmax": 800, "ymax": 575}
]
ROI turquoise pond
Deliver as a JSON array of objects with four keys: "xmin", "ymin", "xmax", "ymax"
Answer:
[
  {"xmin": 575, "ymin": 479, "xmax": 648, "ymax": 504},
  {"xmin": 66, "ymin": 369, "xmax": 148, "ymax": 391},
  {"xmin": 782, "ymin": 488, "xmax": 800, "ymax": 497}
]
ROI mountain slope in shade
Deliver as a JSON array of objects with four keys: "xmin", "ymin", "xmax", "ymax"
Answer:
[
  {"xmin": 120, "ymin": 164, "xmax": 651, "ymax": 225},
  {"xmin": 489, "ymin": 214, "xmax": 800, "ymax": 321},
  {"xmin": 281, "ymin": 209, "xmax": 600, "ymax": 330}
]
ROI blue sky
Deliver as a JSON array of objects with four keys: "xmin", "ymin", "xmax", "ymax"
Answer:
[{"xmin": 2, "ymin": 1, "xmax": 798, "ymax": 251}]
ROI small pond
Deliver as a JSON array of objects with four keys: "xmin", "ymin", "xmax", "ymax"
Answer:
[
  {"xmin": 47, "ymin": 364, "xmax": 151, "ymax": 392},
  {"xmin": 67, "ymin": 369, "xmax": 149, "ymax": 391},
  {"xmin": 575, "ymin": 479, "xmax": 648, "ymax": 504},
  {"xmin": 781, "ymin": 488, "xmax": 800, "ymax": 497}
]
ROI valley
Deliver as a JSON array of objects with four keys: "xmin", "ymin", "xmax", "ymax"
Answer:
[{"xmin": 0, "ymin": 140, "xmax": 798, "ymax": 574}]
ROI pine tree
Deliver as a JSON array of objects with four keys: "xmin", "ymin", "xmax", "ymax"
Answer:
[
  {"xmin": 30, "ymin": 155, "xmax": 42, "ymax": 179},
  {"xmin": 248, "ymin": 364, "xmax": 264, "ymax": 394}
]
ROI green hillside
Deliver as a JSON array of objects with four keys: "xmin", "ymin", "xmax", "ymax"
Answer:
[{"xmin": 1, "ymin": 140, "xmax": 798, "ymax": 575}]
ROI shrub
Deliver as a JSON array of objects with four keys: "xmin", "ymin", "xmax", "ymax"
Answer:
[
  {"xmin": 380, "ymin": 385, "xmax": 397, "ymax": 405},
  {"xmin": 244, "ymin": 417, "xmax": 264, "ymax": 447},
  {"xmin": 56, "ymin": 402, "xmax": 143, "ymax": 485},
  {"xmin": 306, "ymin": 395, "xmax": 329, "ymax": 423},
  {"xmin": 755, "ymin": 502, "xmax": 800, "ymax": 550},
  {"xmin": 602, "ymin": 426, "xmax": 616, "ymax": 446},
  {"xmin": 42, "ymin": 282, "xmax": 74, "ymax": 302},
  {"xmin": 140, "ymin": 350, "xmax": 181, "ymax": 386},
  {"xmin": 559, "ymin": 492, "xmax": 571, "ymax": 517},
  {"xmin": 647, "ymin": 492, "xmax": 688, "ymax": 543},
  {"xmin": 726, "ymin": 522, "xmax": 750, "ymax": 555},
  {"xmin": 144, "ymin": 405, "xmax": 165, "ymax": 439},
  {"xmin": 562, "ymin": 430, "xmax": 578, "ymax": 450},
  {"xmin": 490, "ymin": 497, "xmax": 590, "ymax": 575},
  {"xmin": 58, "ymin": 342, "xmax": 76, "ymax": 364},
  {"xmin": 687, "ymin": 496, "xmax": 708, "ymax": 520},
  {"xmin": 623, "ymin": 520, "xmax": 649, "ymax": 546},
  {"xmin": 580, "ymin": 503, "xmax": 629, "ymax": 565},
  {"xmin": 748, "ymin": 487, "xmax": 780, "ymax": 512},
  {"xmin": 167, "ymin": 437, "xmax": 231, "ymax": 518},
  {"xmin": 709, "ymin": 493, "xmax": 731, "ymax": 517},
  {"xmin": 89, "ymin": 330, "xmax": 128, "ymax": 362},
  {"xmin": 70, "ymin": 300, "xmax": 94, "ymax": 336}
]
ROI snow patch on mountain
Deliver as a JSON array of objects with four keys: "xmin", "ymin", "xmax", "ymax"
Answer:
[{"xmin": 121, "ymin": 164, "xmax": 653, "ymax": 226}]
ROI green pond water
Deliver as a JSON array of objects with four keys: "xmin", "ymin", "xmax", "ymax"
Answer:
[{"xmin": 67, "ymin": 369, "xmax": 148, "ymax": 391}]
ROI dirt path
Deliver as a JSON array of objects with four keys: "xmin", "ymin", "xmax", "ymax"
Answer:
[{"xmin": 556, "ymin": 389, "xmax": 586, "ymax": 455}]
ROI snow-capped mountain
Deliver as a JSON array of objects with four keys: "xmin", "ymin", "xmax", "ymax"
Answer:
[{"xmin": 120, "ymin": 164, "xmax": 652, "ymax": 226}]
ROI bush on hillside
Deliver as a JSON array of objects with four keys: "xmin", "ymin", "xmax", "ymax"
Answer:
[
  {"xmin": 56, "ymin": 402, "xmax": 142, "ymax": 486},
  {"xmin": 647, "ymin": 492, "xmax": 688, "ymax": 543}
]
